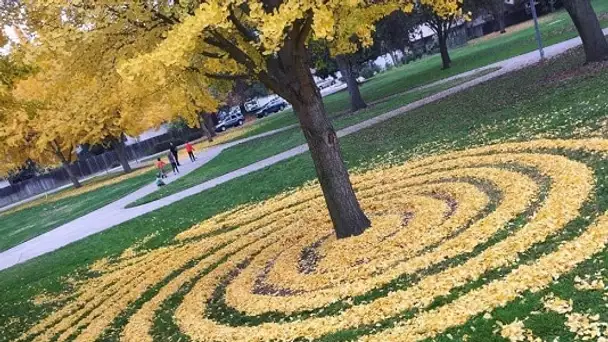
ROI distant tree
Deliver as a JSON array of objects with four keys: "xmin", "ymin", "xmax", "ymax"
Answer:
[
  {"xmin": 373, "ymin": 10, "xmax": 423, "ymax": 63},
  {"xmin": 197, "ymin": 112, "xmax": 216, "ymax": 142},
  {"xmin": 562, "ymin": 0, "xmax": 608, "ymax": 63},
  {"xmin": 540, "ymin": 0, "xmax": 558, "ymax": 12},
  {"xmin": 419, "ymin": 0, "xmax": 465, "ymax": 69},
  {"xmin": 335, "ymin": 53, "xmax": 368, "ymax": 111},
  {"xmin": 309, "ymin": 40, "xmax": 373, "ymax": 112},
  {"xmin": 466, "ymin": 0, "xmax": 506, "ymax": 33},
  {"xmin": 230, "ymin": 79, "xmax": 269, "ymax": 115},
  {"xmin": 309, "ymin": 40, "xmax": 339, "ymax": 79}
]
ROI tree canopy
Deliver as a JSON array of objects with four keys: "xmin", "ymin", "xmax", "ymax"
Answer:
[{"xmin": 0, "ymin": 0, "xmax": 464, "ymax": 237}]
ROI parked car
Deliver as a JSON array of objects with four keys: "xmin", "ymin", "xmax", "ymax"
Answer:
[
  {"xmin": 215, "ymin": 112, "xmax": 244, "ymax": 132},
  {"xmin": 257, "ymin": 98, "xmax": 288, "ymax": 118},
  {"xmin": 316, "ymin": 77, "xmax": 337, "ymax": 90}
]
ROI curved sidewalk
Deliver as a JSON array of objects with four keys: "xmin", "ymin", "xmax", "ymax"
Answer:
[{"xmin": 0, "ymin": 31, "xmax": 603, "ymax": 272}]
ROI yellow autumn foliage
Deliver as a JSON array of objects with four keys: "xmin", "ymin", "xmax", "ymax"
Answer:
[{"xmin": 0, "ymin": 1, "xmax": 223, "ymax": 173}]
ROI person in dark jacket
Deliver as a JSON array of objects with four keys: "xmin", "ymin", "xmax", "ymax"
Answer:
[
  {"xmin": 167, "ymin": 151, "xmax": 179, "ymax": 175},
  {"xmin": 169, "ymin": 142, "xmax": 180, "ymax": 166}
]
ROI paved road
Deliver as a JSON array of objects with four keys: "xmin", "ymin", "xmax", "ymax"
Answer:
[{"xmin": 1, "ymin": 31, "xmax": 605, "ymax": 272}]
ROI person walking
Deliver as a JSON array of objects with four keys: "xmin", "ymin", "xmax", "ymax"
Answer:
[
  {"xmin": 167, "ymin": 151, "xmax": 179, "ymax": 175},
  {"xmin": 185, "ymin": 141, "xmax": 196, "ymax": 162},
  {"xmin": 169, "ymin": 142, "xmax": 180, "ymax": 166},
  {"xmin": 155, "ymin": 158, "xmax": 167, "ymax": 179}
]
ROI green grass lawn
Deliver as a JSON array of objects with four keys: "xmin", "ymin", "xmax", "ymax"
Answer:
[
  {"xmin": 0, "ymin": 168, "xmax": 156, "ymax": 252},
  {"xmin": 230, "ymin": 0, "xmax": 608, "ymax": 140},
  {"xmin": 2, "ymin": 46, "xmax": 608, "ymax": 341}
]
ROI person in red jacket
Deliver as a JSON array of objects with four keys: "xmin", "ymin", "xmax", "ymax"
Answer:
[
  {"xmin": 185, "ymin": 141, "xmax": 196, "ymax": 162},
  {"xmin": 155, "ymin": 158, "xmax": 167, "ymax": 178}
]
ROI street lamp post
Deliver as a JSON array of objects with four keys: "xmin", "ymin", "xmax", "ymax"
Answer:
[{"xmin": 529, "ymin": 0, "xmax": 545, "ymax": 59}]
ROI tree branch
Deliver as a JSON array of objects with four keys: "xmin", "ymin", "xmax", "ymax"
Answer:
[
  {"xmin": 201, "ymin": 51, "xmax": 224, "ymax": 59},
  {"xmin": 228, "ymin": 7, "xmax": 258, "ymax": 42},
  {"xmin": 206, "ymin": 30, "xmax": 294, "ymax": 102},
  {"xmin": 204, "ymin": 72, "xmax": 248, "ymax": 80},
  {"xmin": 296, "ymin": 12, "xmax": 314, "ymax": 47}
]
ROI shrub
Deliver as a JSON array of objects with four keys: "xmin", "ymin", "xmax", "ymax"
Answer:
[{"xmin": 359, "ymin": 62, "xmax": 381, "ymax": 79}]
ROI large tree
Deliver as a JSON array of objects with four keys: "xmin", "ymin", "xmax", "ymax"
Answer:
[
  {"xmin": 120, "ymin": 1, "xmax": 421, "ymax": 238},
  {"xmin": 562, "ymin": 0, "xmax": 608, "ymax": 63}
]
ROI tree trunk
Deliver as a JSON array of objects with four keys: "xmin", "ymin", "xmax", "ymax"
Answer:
[
  {"xmin": 111, "ymin": 134, "xmax": 132, "ymax": 173},
  {"xmin": 198, "ymin": 115, "xmax": 213, "ymax": 142},
  {"xmin": 497, "ymin": 14, "xmax": 506, "ymax": 34},
  {"xmin": 291, "ymin": 55, "xmax": 371, "ymax": 239},
  {"xmin": 336, "ymin": 54, "xmax": 367, "ymax": 112},
  {"xmin": 438, "ymin": 31, "xmax": 451, "ymax": 69},
  {"xmin": 239, "ymin": 103, "xmax": 249, "ymax": 116},
  {"xmin": 563, "ymin": 0, "xmax": 608, "ymax": 63},
  {"xmin": 390, "ymin": 51, "xmax": 400, "ymax": 66},
  {"xmin": 54, "ymin": 151, "xmax": 81, "ymax": 188},
  {"xmin": 204, "ymin": 114, "xmax": 217, "ymax": 138},
  {"xmin": 61, "ymin": 162, "xmax": 81, "ymax": 188}
]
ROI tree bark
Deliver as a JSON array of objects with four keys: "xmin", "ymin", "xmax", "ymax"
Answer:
[
  {"xmin": 198, "ymin": 115, "xmax": 213, "ymax": 142},
  {"xmin": 438, "ymin": 31, "xmax": 451, "ymax": 69},
  {"xmin": 563, "ymin": 0, "xmax": 608, "ymax": 63},
  {"xmin": 61, "ymin": 162, "xmax": 81, "ymax": 188},
  {"xmin": 198, "ymin": 114, "xmax": 216, "ymax": 142},
  {"xmin": 239, "ymin": 103, "xmax": 249, "ymax": 116},
  {"xmin": 54, "ymin": 151, "xmax": 81, "ymax": 188},
  {"xmin": 110, "ymin": 134, "xmax": 132, "ymax": 173},
  {"xmin": 497, "ymin": 14, "xmax": 506, "ymax": 34},
  {"xmin": 204, "ymin": 114, "xmax": 217, "ymax": 138},
  {"xmin": 389, "ymin": 51, "xmax": 400, "ymax": 66},
  {"xmin": 291, "ymin": 53, "xmax": 370, "ymax": 239},
  {"xmin": 336, "ymin": 54, "xmax": 367, "ymax": 112}
]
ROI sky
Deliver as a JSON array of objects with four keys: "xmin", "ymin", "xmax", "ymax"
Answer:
[{"xmin": 1, "ymin": 25, "xmax": 18, "ymax": 55}]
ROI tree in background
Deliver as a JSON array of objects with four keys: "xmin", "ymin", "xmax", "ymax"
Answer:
[
  {"xmin": 373, "ymin": 10, "xmax": 423, "ymax": 63},
  {"xmin": 562, "ymin": 0, "xmax": 608, "ymax": 62},
  {"xmin": 309, "ymin": 40, "xmax": 369, "ymax": 112},
  {"xmin": 230, "ymin": 79, "xmax": 269, "ymax": 115},
  {"xmin": 1, "ymin": 1, "xmax": 221, "ymax": 176},
  {"xmin": 467, "ymin": 0, "xmax": 506, "ymax": 33},
  {"xmin": 335, "ymin": 53, "xmax": 368, "ymax": 111},
  {"xmin": 419, "ymin": 0, "xmax": 466, "ymax": 69},
  {"xmin": 120, "ymin": 1, "xmax": 416, "ymax": 238},
  {"xmin": 310, "ymin": 11, "xmax": 423, "ymax": 113},
  {"xmin": 197, "ymin": 112, "xmax": 217, "ymax": 142},
  {"xmin": 0, "ymin": 54, "xmax": 31, "ymax": 177}
]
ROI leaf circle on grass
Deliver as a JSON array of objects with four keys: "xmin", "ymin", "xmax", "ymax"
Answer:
[{"xmin": 19, "ymin": 139, "xmax": 608, "ymax": 342}]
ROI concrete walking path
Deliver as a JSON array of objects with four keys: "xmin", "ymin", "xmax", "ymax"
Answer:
[{"xmin": 1, "ymin": 31, "xmax": 604, "ymax": 271}]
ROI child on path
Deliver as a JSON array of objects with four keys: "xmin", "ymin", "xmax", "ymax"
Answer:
[
  {"xmin": 156, "ymin": 158, "xmax": 167, "ymax": 178},
  {"xmin": 155, "ymin": 174, "xmax": 166, "ymax": 187},
  {"xmin": 185, "ymin": 141, "xmax": 196, "ymax": 162},
  {"xmin": 167, "ymin": 151, "xmax": 179, "ymax": 175}
]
